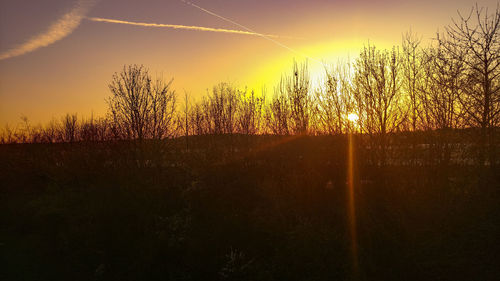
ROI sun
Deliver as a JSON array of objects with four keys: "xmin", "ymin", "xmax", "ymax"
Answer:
[{"xmin": 347, "ymin": 113, "xmax": 359, "ymax": 122}]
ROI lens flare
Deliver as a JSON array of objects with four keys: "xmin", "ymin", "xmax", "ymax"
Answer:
[{"xmin": 347, "ymin": 132, "xmax": 359, "ymax": 278}]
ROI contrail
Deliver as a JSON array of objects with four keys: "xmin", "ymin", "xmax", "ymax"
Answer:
[
  {"xmin": 180, "ymin": 0, "xmax": 325, "ymax": 67},
  {"xmin": 86, "ymin": 17, "xmax": 298, "ymax": 39},
  {"xmin": 0, "ymin": 0, "xmax": 97, "ymax": 61}
]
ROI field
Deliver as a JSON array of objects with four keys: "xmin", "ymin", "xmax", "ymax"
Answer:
[{"xmin": 1, "ymin": 135, "xmax": 499, "ymax": 281}]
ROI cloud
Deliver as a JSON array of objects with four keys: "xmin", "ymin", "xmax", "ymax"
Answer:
[
  {"xmin": 86, "ymin": 17, "xmax": 299, "ymax": 39},
  {"xmin": 0, "ymin": 0, "xmax": 97, "ymax": 61},
  {"xmin": 0, "ymin": 0, "xmax": 299, "ymax": 61}
]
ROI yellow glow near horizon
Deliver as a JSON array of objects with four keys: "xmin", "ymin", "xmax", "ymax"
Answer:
[
  {"xmin": 348, "ymin": 113, "xmax": 359, "ymax": 122},
  {"xmin": 246, "ymin": 39, "xmax": 394, "ymax": 95}
]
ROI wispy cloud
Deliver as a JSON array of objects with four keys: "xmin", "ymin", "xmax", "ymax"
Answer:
[
  {"xmin": 0, "ymin": 0, "xmax": 97, "ymax": 61},
  {"xmin": 0, "ymin": 0, "xmax": 299, "ymax": 61},
  {"xmin": 87, "ymin": 17, "xmax": 299, "ymax": 39}
]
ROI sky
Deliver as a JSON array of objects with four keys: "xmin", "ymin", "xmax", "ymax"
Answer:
[{"xmin": 0, "ymin": 0, "xmax": 498, "ymax": 126}]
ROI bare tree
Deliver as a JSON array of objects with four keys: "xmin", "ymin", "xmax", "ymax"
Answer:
[
  {"xmin": 149, "ymin": 76, "xmax": 177, "ymax": 139},
  {"xmin": 402, "ymin": 30, "xmax": 424, "ymax": 132},
  {"xmin": 0, "ymin": 124, "xmax": 16, "ymax": 144},
  {"xmin": 315, "ymin": 62, "xmax": 355, "ymax": 135},
  {"xmin": 62, "ymin": 113, "xmax": 78, "ymax": 142},
  {"xmin": 265, "ymin": 61, "xmax": 311, "ymax": 135},
  {"xmin": 265, "ymin": 92, "xmax": 290, "ymax": 135},
  {"xmin": 80, "ymin": 115, "xmax": 111, "ymax": 142},
  {"xmin": 183, "ymin": 91, "xmax": 190, "ymax": 150},
  {"xmin": 441, "ymin": 5, "xmax": 500, "ymax": 165},
  {"xmin": 353, "ymin": 45, "xmax": 406, "ymax": 164},
  {"xmin": 284, "ymin": 61, "xmax": 312, "ymax": 134},
  {"xmin": 190, "ymin": 103, "xmax": 208, "ymax": 136},
  {"xmin": 421, "ymin": 42, "xmax": 466, "ymax": 131},
  {"xmin": 107, "ymin": 65, "xmax": 176, "ymax": 140},
  {"xmin": 40, "ymin": 119, "xmax": 60, "ymax": 143},
  {"xmin": 419, "ymin": 41, "xmax": 467, "ymax": 165},
  {"xmin": 202, "ymin": 83, "xmax": 241, "ymax": 135},
  {"xmin": 238, "ymin": 90, "xmax": 265, "ymax": 135},
  {"xmin": 108, "ymin": 65, "xmax": 150, "ymax": 140}
]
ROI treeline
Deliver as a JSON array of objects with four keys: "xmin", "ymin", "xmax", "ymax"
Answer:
[{"xmin": 1, "ymin": 5, "xmax": 499, "ymax": 164}]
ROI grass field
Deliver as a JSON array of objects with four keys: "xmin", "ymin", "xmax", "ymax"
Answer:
[{"xmin": 1, "ymin": 135, "xmax": 499, "ymax": 281}]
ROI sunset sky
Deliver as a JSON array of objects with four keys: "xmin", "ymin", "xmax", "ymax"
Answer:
[{"xmin": 0, "ymin": 0, "xmax": 498, "ymax": 126}]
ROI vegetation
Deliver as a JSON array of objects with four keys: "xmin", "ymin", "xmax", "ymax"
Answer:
[
  {"xmin": 3, "ymin": 7, "xmax": 499, "ymax": 164},
  {"xmin": 1, "ymin": 4, "xmax": 499, "ymax": 281}
]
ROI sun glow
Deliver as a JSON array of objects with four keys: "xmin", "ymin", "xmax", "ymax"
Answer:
[
  {"xmin": 347, "ymin": 113, "xmax": 359, "ymax": 122},
  {"xmin": 246, "ymin": 39, "xmax": 394, "ymax": 97}
]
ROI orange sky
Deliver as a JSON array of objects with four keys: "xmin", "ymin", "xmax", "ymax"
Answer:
[{"xmin": 0, "ymin": 0, "xmax": 498, "ymax": 126}]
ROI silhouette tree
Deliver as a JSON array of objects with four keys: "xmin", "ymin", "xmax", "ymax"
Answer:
[
  {"xmin": 203, "ymin": 83, "xmax": 240, "ymax": 135},
  {"xmin": 353, "ymin": 45, "xmax": 406, "ymax": 164},
  {"xmin": 149, "ymin": 76, "xmax": 177, "ymax": 139},
  {"xmin": 41, "ymin": 119, "xmax": 60, "ymax": 143},
  {"xmin": 285, "ymin": 62, "xmax": 312, "ymax": 134},
  {"xmin": 421, "ymin": 42, "xmax": 466, "ymax": 131},
  {"xmin": 80, "ymin": 115, "xmax": 110, "ymax": 142},
  {"xmin": 440, "ymin": 5, "xmax": 500, "ymax": 165},
  {"xmin": 183, "ymin": 91, "xmax": 190, "ymax": 150},
  {"xmin": 419, "ymin": 41, "xmax": 466, "ymax": 165},
  {"xmin": 62, "ymin": 113, "xmax": 78, "ymax": 142},
  {"xmin": 266, "ymin": 62, "xmax": 311, "ymax": 135},
  {"xmin": 402, "ymin": 30, "xmax": 424, "ymax": 132},
  {"xmin": 190, "ymin": 103, "xmax": 208, "ymax": 136},
  {"xmin": 238, "ymin": 90, "xmax": 265, "ymax": 135},
  {"xmin": 315, "ymin": 62, "xmax": 354, "ymax": 135},
  {"xmin": 265, "ymin": 92, "xmax": 290, "ymax": 135},
  {"xmin": 107, "ymin": 65, "xmax": 176, "ymax": 140}
]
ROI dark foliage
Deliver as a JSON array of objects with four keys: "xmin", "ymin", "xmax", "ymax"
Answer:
[{"xmin": 1, "ymin": 135, "xmax": 499, "ymax": 281}]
